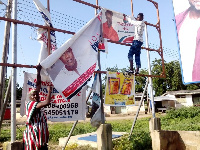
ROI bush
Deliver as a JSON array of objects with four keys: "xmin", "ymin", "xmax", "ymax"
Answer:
[
  {"xmin": 109, "ymin": 118, "xmax": 152, "ymax": 150},
  {"xmin": 164, "ymin": 107, "xmax": 200, "ymax": 119},
  {"xmin": 161, "ymin": 107, "xmax": 200, "ymax": 131},
  {"xmin": 64, "ymin": 144, "xmax": 97, "ymax": 150},
  {"xmin": 113, "ymin": 131, "xmax": 152, "ymax": 150}
]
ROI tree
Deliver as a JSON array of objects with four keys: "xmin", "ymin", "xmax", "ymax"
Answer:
[
  {"xmin": 4, "ymin": 78, "xmax": 22, "ymax": 102},
  {"xmin": 151, "ymin": 59, "xmax": 200, "ymax": 96},
  {"xmin": 151, "ymin": 59, "xmax": 167, "ymax": 96},
  {"xmin": 16, "ymin": 83, "xmax": 22, "ymax": 100},
  {"xmin": 135, "ymin": 69, "xmax": 148, "ymax": 92}
]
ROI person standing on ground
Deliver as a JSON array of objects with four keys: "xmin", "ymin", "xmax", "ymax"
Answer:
[
  {"xmin": 126, "ymin": 13, "xmax": 145, "ymax": 74},
  {"xmin": 23, "ymin": 64, "xmax": 51, "ymax": 150}
]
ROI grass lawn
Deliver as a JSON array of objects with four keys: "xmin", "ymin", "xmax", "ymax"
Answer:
[{"xmin": 1, "ymin": 106, "xmax": 200, "ymax": 150}]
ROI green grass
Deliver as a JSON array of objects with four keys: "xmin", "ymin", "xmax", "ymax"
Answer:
[{"xmin": 1, "ymin": 106, "xmax": 200, "ymax": 150}]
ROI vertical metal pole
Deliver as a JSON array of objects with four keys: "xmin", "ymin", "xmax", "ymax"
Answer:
[
  {"xmin": 47, "ymin": 0, "xmax": 51, "ymax": 55},
  {"xmin": 98, "ymin": 52, "xmax": 105, "ymax": 124},
  {"xmin": 129, "ymin": 78, "xmax": 149, "ymax": 137},
  {"xmin": 11, "ymin": 0, "xmax": 17, "ymax": 142},
  {"xmin": 130, "ymin": 0, "xmax": 134, "ymax": 17},
  {"xmin": 47, "ymin": 0, "xmax": 50, "ymax": 11},
  {"xmin": 0, "ymin": 0, "xmax": 12, "ymax": 124},
  {"xmin": 95, "ymin": 0, "xmax": 98, "ymax": 15},
  {"xmin": 144, "ymin": 24, "xmax": 156, "ymax": 118},
  {"xmin": 95, "ymin": 0, "xmax": 104, "ymax": 124}
]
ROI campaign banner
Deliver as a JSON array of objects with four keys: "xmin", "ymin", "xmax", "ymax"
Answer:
[
  {"xmin": 90, "ymin": 72, "xmax": 103, "ymax": 127},
  {"xmin": 33, "ymin": 0, "xmax": 57, "ymax": 64},
  {"xmin": 20, "ymin": 72, "xmax": 86, "ymax": 121},
  {"xmin": 102, "ymin": 8, "xmax": 135, "ymax": 43},
  {"xmin": 40, "ymin": 13, "xmax": 101, "ymax": 100},
  {"xmin": 105, "ymin": 71, "xmax": 135, "ymax": 106},
  {"xmin": 172, "ymin": 0, "xmax": 200, "ymax": 84}
]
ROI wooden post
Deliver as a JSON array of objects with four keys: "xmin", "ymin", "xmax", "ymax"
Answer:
[{"xmin": 0, "ymin": 0, "xmax": 12, "ymax": 123}]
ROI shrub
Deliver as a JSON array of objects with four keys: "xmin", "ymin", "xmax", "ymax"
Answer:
[
  {"xmin": 113, "ymin": 131, "xmax": 152, "ymax": 150},
  {"xmin": 161, "ymin": 106, "xmax": 200, "ymax": 131},
  {"xmin": 164, "ymin": 107, "xmax": 200, "ymax": 119}
]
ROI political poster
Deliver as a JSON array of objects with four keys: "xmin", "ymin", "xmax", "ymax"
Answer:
[
  {"xmin": 172, "ymin": 0, "xmax": 200, "ymax": 84},
  {"xmin": 20, "ymin": 72, "xmax": 86, "ymax": 121},
  {"xmin": 102, "ymin": 8, "xmax": 135, "ymax": 43},
  {"xmin": 105, "ymin": 71, "xmax": 135, "ymax": 106},
  {"xmin": 33, "ymin": 0, "xmax": 57, "ymax": 65},
  {"xmin": 40, "ymin": 13, "xmax": 102, "ymax": 101},
  {"xmin": 90, "ymin": 72, "xmax": 104, "ymax": 127}
]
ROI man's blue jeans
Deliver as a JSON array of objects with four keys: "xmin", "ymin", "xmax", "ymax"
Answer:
[{"xmin": 128, "ymin": 40, "xmax": 143, "ymax": 68}]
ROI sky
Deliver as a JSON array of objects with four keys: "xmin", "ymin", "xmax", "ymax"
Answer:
[{"xmin": 0, "ymin": 0, "xmax": 182, "ymax": 87}]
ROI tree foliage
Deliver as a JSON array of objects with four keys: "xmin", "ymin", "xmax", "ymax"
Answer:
[
  {"xmin": 152, "ymin": 59, "xmax": 200, "ymax": 96},
  {"xmin": 4, "ymin": 78, "xmax": 22, "ymax": 101}
]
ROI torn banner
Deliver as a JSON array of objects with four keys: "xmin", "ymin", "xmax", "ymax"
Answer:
[
  {"xmin": 33, "ymin": 0, "xmax": 57, "ymax": 64},
  {"xmin": 102, "ymin": 8, "xmax": 135, "ymax": 43},
  {"xmin": 41, "ymin": 13, "xmax": 102, "ymax": 100},
  {"xmin": 90, "ymin": 72, "xmax": 104, "ymax": 128},
  {"xmin": 20, "ymin": 72, "xmax": 86, "ymax": 121},
  {"xmin": 105, "ymin": 71, "xmax": 135, "ymax": 106}
]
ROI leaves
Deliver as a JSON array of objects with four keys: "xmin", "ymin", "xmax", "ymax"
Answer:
[
  {"xmin": 161, "ymin": 107, "xmax": 200, "ymax": 131},
  {"xmin": 152, "ymin": 59, "xmax": 200, "ymax": 96}
]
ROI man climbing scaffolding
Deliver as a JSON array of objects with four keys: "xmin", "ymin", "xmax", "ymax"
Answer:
[{"xmin": 126, "ymin": 13, "xmax": 145, "ymax": 74}]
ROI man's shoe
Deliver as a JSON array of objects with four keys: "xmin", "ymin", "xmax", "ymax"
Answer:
[
  {"xmin": 126, "ymin": 69, "xmax": 134, "ymax": 73},
  {"xmin": 135, "ymin": 71, "xmax": 139, "ymax": 75}
]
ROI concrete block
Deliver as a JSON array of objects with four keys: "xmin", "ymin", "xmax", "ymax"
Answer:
[
  {"xmin": 3, "ymin": 141, "xmax": 23, "ymax": 150},
  {"xmin": 97, "ymin": 123, "xmax": 112, "ymax": 150},
  {"xmin": 150, "ymin": 129, "xmax": 200, "ymax": 150},
  {"xmin": 149, "ymin": 117, "xmax": 161, "ymax": 131}
]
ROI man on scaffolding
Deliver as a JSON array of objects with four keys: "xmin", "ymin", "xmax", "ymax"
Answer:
[{"xmin": 126, "ymin": 13, "xmax": 145, "ymax": 75}]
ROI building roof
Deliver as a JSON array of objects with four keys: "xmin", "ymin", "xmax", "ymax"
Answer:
[
  {"xmin": 165, "ymin": 89, "xmax": 200, "ymax": 96},
  {"xmin": 154, "ymin": 96, "xmax": 176, "ymax": 101}
]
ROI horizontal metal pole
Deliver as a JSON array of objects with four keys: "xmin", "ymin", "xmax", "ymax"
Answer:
[
  {"xmin": 0, "ymin": 63, "xmax": 36, "ymax": 68},
  {"xmin": 0, "ymin": 63, "xmax": 164, "ymax": 78},
  {"xmin": 0, "ymin": 17, "xmax": 160, "ymax": 52},
  {"xmin": 0, "ymin": 17, "xmax": 75, "ymax": 35},
  {"xmin": 72, "ymin": 0, "xmax": 100, "ymax": 9}
]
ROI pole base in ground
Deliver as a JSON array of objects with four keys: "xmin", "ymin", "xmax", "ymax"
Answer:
[
  {"xmin": 97, "ymin": 123, "xmax": 112, "ymax": 150},
  {"xmin": 149, "ymin": 117, "xmax": 161, "ymax": 131},
  {"xmin": 3, "ymin": 141, "xmax": 23, "ymax": 150}
]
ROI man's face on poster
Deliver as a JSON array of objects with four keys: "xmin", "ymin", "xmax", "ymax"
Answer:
[
  {"xmin": 60, "ymin": 47, "xmax": 77, "ymax": 71},
  {"xmin": 105, "ymin": 11, "xmax": 113, "ymax": 27},
  {"xmin": 189, "ymin": 0, "xmax": 200, "ymax": 10}
]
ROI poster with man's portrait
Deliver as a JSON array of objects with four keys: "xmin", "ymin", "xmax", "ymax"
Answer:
[
  {"xmin": 102, "ymin": 8, "xmax": 135, "ymax": 43},
  {"xmin": 41, "ymin": 13, "xmax": 102, "ymax": 100},
  {"xmin": 172, "ymin": 0, "xmax": 200, "ymax": 84}
]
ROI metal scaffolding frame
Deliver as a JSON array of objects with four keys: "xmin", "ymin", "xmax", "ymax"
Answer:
[{"xmin": 0, "ymin": 0, "xmax": 165, "ymax": 148}]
